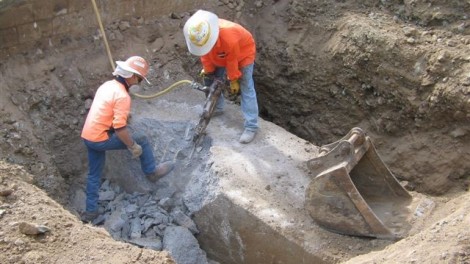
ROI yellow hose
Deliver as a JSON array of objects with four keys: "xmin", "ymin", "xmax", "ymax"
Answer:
[{"xmin": 131, "ymin": 80, "xmax": 193, "ymax": 99}]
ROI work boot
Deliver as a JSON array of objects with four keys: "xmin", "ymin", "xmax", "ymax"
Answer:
[
  {"xmin": 147, "ymin": 161, "xmax": 175, "ymax": 182},
  {"xmin": 239, "ymin": 129, "xmax": 256, "ymax": 144},
  {"xmin": 81, "ymin": 211, "xmax": 99, "ymax": 223}
]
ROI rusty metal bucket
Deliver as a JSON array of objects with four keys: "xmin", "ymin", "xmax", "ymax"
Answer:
[{"xmin": 305, "ymin": 127, "xmax": 412, "ymax": 239}]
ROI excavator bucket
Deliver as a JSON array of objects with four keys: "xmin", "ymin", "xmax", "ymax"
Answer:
[{"xmin": 305, "ymin": 127, "xmax": 412, "ymax": 239}]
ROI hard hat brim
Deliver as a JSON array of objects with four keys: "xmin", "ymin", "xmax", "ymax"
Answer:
[
  {"xmin": 183, "ymin": 10, "xmax": 219, "ymax": 56},
  {"xmin": 116, "ymin": 61, "xmax": 151, "ymax": 84}
]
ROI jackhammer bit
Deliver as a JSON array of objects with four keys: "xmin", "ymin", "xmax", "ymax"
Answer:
[{"xmin": 188, "ymin": 78, "xmax": 225, "ymax": 160}]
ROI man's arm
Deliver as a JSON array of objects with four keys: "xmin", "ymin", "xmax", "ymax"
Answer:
[
  {"xmin": 201, "ymin": 55, "xmax": 216, "ymax": 74},
  {"xmin": 116, "ymin": 126, "xmax": 142, "ymax": 158},
  {"xmin": 115, "ymin": 126, "xmax": 134, "ymax": 147}
]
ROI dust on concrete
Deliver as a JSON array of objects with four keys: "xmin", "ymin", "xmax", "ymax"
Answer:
[{"xmin": 0, "ymin": 0, "xmax": 469, "ymax": 263}]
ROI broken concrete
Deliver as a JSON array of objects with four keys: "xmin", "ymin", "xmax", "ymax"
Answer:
[{"xmin": 97, "ymin": 88, "xmax": 404, "ymax": 263}]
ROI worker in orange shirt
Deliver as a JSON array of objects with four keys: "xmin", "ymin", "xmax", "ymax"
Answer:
[
  {"xmin": 80, "ymin": 56, "xmax": 174, "ymax": 223},
  {"xmin": 183, "ymin": 10, "xmax": 259, "ymax": 143}
]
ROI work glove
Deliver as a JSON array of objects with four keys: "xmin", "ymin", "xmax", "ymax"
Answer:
[
  {"xmin": 200, "ymin": 69, "xmax": 214, "ymax": 86},
  {"xmin": 230, "ymin": 80, "xmax": 240, "ymax": 95},
  {"xmin": 128, "ymin": 142, "xmax": 142, "ymax": 159}
]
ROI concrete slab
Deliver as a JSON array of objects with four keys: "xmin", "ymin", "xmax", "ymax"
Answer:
[{"xmin": 107, "ymin": 82, "xmax": 394, "ymax": 263}]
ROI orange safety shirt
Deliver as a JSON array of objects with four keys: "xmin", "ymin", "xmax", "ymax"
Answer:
[
  {"xmin": 201, "ymin": 19, "xmax": 256, "ymax": 81},
  {"xmin": 81, "ymin": 79, "xmax": 131, "ymax": 142}
]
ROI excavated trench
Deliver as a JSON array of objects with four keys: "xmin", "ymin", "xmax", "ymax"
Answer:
[{"xmin": 1, "ymin": 0, "xmax": 469, "ymax": 263}]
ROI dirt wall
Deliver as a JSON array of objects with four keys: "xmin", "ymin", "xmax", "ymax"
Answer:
[
  {"xmin": 250, "ymin": 0, "xmax": 470, "ymax": 194},
  {"xmin": 0, "ymin": 0, "xmax": 207, "ymax": 58}
]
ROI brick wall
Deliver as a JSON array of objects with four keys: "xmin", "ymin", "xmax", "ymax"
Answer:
[{"xmin": 0, "ymin": 0, "xmax": 208, "ymax": 56}]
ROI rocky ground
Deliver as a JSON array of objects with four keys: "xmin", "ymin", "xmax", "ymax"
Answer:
[
  {"xmin": 0, "ymin": 0, "xmax": 469, "ymax": 263},
  {"xmin": 0, "ymin": 161, "xmax": 175, "ymax": 264}
]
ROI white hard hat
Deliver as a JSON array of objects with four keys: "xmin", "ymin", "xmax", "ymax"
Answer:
[{"xmin": 183, "ymin": 10, "xmax": 219, "ymax": 56}]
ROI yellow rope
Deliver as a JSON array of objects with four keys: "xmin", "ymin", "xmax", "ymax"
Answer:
[
  {"xmin": 131, "ymin": 80, "xmax": 193, "ymax": 99},
  {"xmin": 91, "ymin": 0, "xmax": 115, "ymax": 70}
]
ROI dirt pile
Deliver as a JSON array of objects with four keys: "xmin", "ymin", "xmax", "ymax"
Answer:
[
  {"xmin": 0, "ymin": 160, "xmax": 174, "ymax": 264},
  {"xmin": 344, "ymin": 191, "xmax": 470, "ymax": 264}
]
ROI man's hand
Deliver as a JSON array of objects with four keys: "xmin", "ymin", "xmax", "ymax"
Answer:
[
  {"xmin": 230, "ymin": 80, "xmax": 240, "ymax": 94},
  {"xmin": 200, "ymin": 69, "xmax": 214, "ymax": 86},
  {"xmin": 199, "ymin": 69, "xmax": 213, "ymax": 77},
  {"xmin": 127, "ymin": 142, "xmax": 142, "ymax": 159}
]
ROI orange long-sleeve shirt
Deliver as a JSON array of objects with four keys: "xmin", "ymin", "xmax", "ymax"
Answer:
[
  {"xmin": 201, "ymin": 19, "xmax": 256, "ymax": 81},
  {"xmin": 81, "ymin": 79, "xmax": 130, "ymax": 142}
]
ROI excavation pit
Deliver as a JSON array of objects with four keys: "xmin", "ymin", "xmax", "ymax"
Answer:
[{"xmin": 1, "ymin": 0, "xmax": 469, "ymax": 263}]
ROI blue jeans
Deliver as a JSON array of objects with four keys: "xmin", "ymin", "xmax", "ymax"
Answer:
[
  {"xmin": 83, "ymin": 131, "xmax": 156, "ymax": 212},
  {"xmin": 208, "ymin": 64, "xmax": 259, "ymax": 132}
]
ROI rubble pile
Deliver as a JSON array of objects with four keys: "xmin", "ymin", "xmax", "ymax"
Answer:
[{"xmin": 93, "ymin": 179, "xmax": 209, "ymax": 264}]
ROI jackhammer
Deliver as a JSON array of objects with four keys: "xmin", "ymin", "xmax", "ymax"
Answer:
[{"xmin": 185, "ymin": 77, "xmax": 231, "ymax": 162}]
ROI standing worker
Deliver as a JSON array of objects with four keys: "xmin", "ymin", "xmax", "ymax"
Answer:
[
  {"xmin": 80, "ymin": 56, "xmax": 174, "ymax": 223},
  {"xmin": 183, "ymin": 10, "xmax": 259, "ymax": 144}
]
